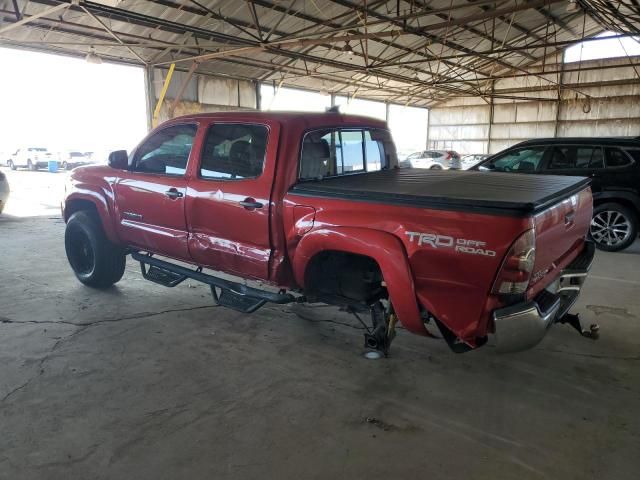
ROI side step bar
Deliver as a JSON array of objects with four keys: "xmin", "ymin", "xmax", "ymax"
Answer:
[{"xmin": 132, "ymin": 252, "xmax": 297, "ymax": 313}]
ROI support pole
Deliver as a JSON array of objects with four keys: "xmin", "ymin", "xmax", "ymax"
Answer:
[
  {"xmin": 487, "ymin": 81, "xmax": 495, "ymax": 154},
  {"xmin": 554, "ymin": 58, "xmax": 565, "ymax": 137},
  {"xmin": 143, "ymin": 65, "xmax": 155, "ymax": 132},
  {"xmin": 425, "ymin": 109, "xmax": 431, "ymax": 150},
  {"xmin": 255, "ymin": 80, "xmax": 261, "ymax": 110},
  {"xmin": 152, "ymin": 63, "xmax": 175, "ymax": 128}
]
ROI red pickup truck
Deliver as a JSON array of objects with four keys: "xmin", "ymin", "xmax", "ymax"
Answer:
[{"xmin": 63, "ymin": 111, "xmax": 597, "ymax": 357}]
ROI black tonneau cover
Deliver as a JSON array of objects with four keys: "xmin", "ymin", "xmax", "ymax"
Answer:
[{"xmin": 290, "ymin": 169, "xmax": 591, "ymax": 216}]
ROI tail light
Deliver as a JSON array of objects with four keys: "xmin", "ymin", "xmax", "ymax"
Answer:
[{"xmin": 492, "ymin": 229, "xmax": 536, "ymax": 296}]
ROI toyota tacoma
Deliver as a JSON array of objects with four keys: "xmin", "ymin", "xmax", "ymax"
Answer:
[{"xmin": 63, "ymin": 112, "xmax": 597, "ymax": 356}]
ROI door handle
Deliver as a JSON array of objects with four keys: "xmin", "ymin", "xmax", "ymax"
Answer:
[
  {"xmin": 239, "ymin": 198, "xmax": 264, "ymax": 210},
  {"xmin": 165, "ymin": 188, "xmax": 184, "ymax": 200}
]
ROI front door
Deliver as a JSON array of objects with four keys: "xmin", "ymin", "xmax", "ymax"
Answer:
[
  {"xmin": 186, "ymin": 121, "xmax": 278, "ymax": 280},
  {"xmin": 114, "ymin": 123, "xmax": 198, "ymax": 259}
]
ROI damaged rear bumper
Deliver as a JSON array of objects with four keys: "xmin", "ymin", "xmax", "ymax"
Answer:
[{"xmin": 492, "ymin": 240, "xmax": 596, "ymax": 352}]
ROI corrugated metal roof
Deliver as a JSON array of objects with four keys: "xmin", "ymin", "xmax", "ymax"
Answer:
[{"xmin": 0, "ymin": 0, "xmax": 638, "ymax": 108}]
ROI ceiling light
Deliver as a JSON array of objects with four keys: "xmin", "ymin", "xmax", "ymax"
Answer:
[
  {"xmin": 566, "ymin": 0, "xmax": 580, "ymax": 12},
  {"xmin": 85, "ymin": 47, "xmax": 102, "ymax": 64}
]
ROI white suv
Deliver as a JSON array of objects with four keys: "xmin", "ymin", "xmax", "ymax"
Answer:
[
  {"xmin": 8, "ymin": 147, "xmax": 56, "ymax": 171},
  {"xmin": 402, "ymin": 150, "xmax": 462, "ymax": 170}
]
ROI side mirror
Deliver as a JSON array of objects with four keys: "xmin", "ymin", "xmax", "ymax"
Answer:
[{"xmin": 108, "ymin": 150, "xmax": 128, "ymax": 170}]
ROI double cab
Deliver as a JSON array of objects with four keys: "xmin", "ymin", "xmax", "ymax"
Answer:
[{"xmin": 63, "ymin": 112, "xmax": 597, "ymax": 356}]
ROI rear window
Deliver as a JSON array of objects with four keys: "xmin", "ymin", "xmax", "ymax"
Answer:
[
  {"xmin": 299, "ymin": 128, "xmax": 395, "ymax": 180},
  {"xmin": 624, "ymin": 149, "xmax": 640, "ymax": 164},
  {"xmin": 606, "ymin": 148, "xmax": 633, "ymax": 168}
]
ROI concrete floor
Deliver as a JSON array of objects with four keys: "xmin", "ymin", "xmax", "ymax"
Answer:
[{"xmin": 1, "ymin": 168, "xmax": 639, "ymax": 479}]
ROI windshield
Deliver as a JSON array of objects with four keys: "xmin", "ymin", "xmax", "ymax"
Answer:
[{"xmin": 28, "ymin": 147, "xmax": 48, "ymax": 152}]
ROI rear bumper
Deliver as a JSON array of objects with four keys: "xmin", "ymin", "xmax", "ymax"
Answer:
[{"xmin": 492, "ymin": 240, "xmax": 596, "ymax": 352}]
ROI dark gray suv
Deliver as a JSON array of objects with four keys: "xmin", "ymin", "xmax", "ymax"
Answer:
[{"xmin": 474, "ymin": 137, "xmax": 640, "ymax": 252}]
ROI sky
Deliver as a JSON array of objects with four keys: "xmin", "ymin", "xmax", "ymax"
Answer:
[
  {"xmin": 0, "ymin": 47, "xmax": 147, "ymax": 156},
  {"xmin": 564, "ymin": 31, "xmax": 640, "ymax": 62},
  {"xmin": 260, "ymin": 84, "xmax": 429, "ymax": 154}
]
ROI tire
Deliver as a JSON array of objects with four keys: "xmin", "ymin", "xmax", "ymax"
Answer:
[
  {"xmin": 590, "ymin": 203, "xmax": 638, "ymax": 252},
  {"xmin": 62, "ymin": 161, "xmax": 68, "ymax": 170},
  {"xmin": 430, "ymin": 164, "xmax": 443, "ymax": 170},
  {"xmin": 65, "ymin": 210, "xmax": 126, "ymax": 288},
  {"xmin": 27, "ymin": 160, "xmax": 36, "ymax": 171},
  {"xmin": 8, "ymin": 160, "xmax": 15, "ymax": 170}
]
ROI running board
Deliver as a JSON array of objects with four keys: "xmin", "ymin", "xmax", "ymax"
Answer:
[{"xmin": 133, "ymin": 252, "xmax": 297, "ymax": 313}]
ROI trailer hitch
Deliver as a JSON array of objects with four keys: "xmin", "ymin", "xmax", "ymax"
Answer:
[{"xmin": 557, "ymin": 313, "xmax": 599, "ymax": 340}]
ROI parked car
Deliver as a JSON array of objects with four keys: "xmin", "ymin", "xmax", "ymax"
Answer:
[
  {"xmin": 63, "ymin": 112, "xmax": 596, "ymax": 357},
  {"xmin": 7, "ymin": 147, "xmax": 57, "ymax": 171},
  {"xmin": 401, "ymin": 150, "xmax": 462, "ymax": 170},
  {"xmin": 0, "ymin": 170, "xmax": 9, "ymax": 214},
  {"xmin": 462, "ymin": 154, "xmax": 490, "ymax": 169},
  {"xmin": 62, "ymin": 151, "xmax": 95, "ymax": 170},
  {"xmin": 474, "ymin": 137, "xmax": 640, "ymax": 252}
]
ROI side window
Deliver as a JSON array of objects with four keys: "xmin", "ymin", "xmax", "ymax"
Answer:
[
  {"xmin": 581, "ymin": 147, "xmax": 604, "ymax": 168},
  {"xmin": 606, "ymin": 148, "xmax": 633, "ymax": 168},
  {"xmin": 299, "ymin": 128, "xmax": 394, "ymax": 180},
  {"xmin": 200, "ymin": 124, "xmax": 268, "ymax": 180},
  {"xmin": 624, "ymin": 149, "xmax": 640, "ymax": 164},
  {"xmin": 484, "ymin": 147, "xmax": 546, "ymax": 172},
  {"xmin": 548, "ymin": 146, "xmax": 603, "ymax": 170},
  {"xmin": 133, "ymin": 124, "xmax": 197, "ymax": 175}
]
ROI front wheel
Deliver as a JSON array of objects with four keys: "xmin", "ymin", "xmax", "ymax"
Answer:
[
  {"xmin": 429, "ymin": 164, "xmax": 443, "ymax": 170},
  {"xmin": 27, "ymin": 160, "xmax": 36, "ymax": 171},
  {"xmin": 65, "ymin": 210, "xmax": 126, "ymax": 288},
  {"xmin": 8, "ymin": 160, "xmax": 16, "ymax": 170},
  {"xmin": 590, "ymin": 203, "xmax": 638, "ymax": 252}
]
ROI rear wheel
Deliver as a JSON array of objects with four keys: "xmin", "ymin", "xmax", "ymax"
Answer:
[
  {"xmin": 8, "ymin": 160, "xmax": 15, "ymax": 170},
  {"xmin": 27, "ymin": 160, "xmax": 36, "ymax": 171},
  {"xmin": 430, "ymin": 164, "xmax": 443, "ymax": 170},
  {"xmin": 62, "ymin": 161, "xmax": 68, "ymax": 170},
  {"xmin": 590, "ymin": 203, "xmax": 638, "ymax": 252},
  {"xmin": 65, "ymin": 210, "xmax": 126, "ymax": 288}
]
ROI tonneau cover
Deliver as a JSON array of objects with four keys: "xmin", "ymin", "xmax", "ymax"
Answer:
[{"xmin": 290, "ymin": 169, "xmax": 591, "ymax": 216}]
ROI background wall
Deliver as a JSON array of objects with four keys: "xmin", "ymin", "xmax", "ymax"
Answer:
[{"xmin": 428, "ymin": 55, "xmax": 640, "ymax": 154}]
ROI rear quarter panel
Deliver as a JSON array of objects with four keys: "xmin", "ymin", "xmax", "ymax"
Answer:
[{"xmin": 285, "ymin": 194, "xmax": 532, "ymax": 342}]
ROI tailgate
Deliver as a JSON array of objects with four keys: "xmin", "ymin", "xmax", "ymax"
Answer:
[{"xmin": 528, "ymin": 186, "xmax": 593, "ymax": 297}]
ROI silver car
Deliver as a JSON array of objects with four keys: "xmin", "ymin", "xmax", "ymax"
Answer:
[{"xmin": 0, "ymin": 170, "xmax": 9, "ymax": 214}]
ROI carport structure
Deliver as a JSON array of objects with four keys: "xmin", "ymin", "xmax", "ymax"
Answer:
[{"xmin": 1, "ymin": 0, "xmax": 639, "ymax": 135}]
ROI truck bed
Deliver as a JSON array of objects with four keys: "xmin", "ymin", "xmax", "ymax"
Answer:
[{"xmin": 290, "ymin": 169, "xmax": 591, "ymax": 216}]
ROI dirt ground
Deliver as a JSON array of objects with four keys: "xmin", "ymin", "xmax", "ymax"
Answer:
[{"xmin": 1, "ymin": 167, "xmax": 639, "ymax": 480}]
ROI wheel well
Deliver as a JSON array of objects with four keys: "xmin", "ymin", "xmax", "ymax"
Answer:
[
  {"xmin": 303, "ymin": 250, "xmax": 385, "ymax": 305},
  {"xmin": 593, "ymin": 197, "xmax": 640, "ymax": 219},
  {"xmin": 65, "ymin": 199, "xmax": 98, "ymax": 223}
]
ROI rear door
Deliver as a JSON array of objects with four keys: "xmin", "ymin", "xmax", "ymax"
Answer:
[
  {"xmin": 541, "ymin": 144, "xmax": 605, "ymax": 193},
  {"xmin": 185, "ymin": 121, "xmax": 278, "ymax": 280},
  {"xmin": 114, "ymin": 123, "xmax": 198, "ymax": 259}
]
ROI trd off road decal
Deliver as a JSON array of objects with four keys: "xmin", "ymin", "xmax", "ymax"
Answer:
[{"xmin": 405, "ymin": 231, "xmax": 496, "ymax": 257}]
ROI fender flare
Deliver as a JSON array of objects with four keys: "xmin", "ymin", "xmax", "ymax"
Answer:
[
  {"xmin": 64, "ymin": 189, "xmax": 120, "ymax": 244},
  {"xmin": 292, "ymin": 227, "xmax": 426, "ymax": 336}
]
